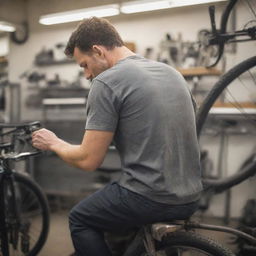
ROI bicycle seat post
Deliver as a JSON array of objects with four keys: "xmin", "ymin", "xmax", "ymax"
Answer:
[{"xmin": 143, "ymin": 225, "xmax": 157, "ymax": 256}]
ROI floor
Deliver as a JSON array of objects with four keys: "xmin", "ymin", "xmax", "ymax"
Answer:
[
  {"xmin": 38, "ymin": 208, "xmax": 239, "ymax": 256},
  {"xmin": 39, "ymin": 210, "xmax": 74, "ymax": 256}
]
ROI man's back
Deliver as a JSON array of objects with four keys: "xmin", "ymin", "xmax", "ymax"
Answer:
[
  {"xmin": 86, "ymin": 55, "xmax": 202, "ymax": 204},
  {"xmin": 34, "ymin": 17, "xmax": 202, "ymax": 256}
]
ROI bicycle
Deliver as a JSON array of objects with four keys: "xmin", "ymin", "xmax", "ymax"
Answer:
[
  {"xmin": 198, "ymin": 0, "xmax": 256, "ymax": 68},
  {"xmin": 2, "ymin": 1, "xmax": 253, "ymax": 255},
  {"xmin": 197, "ymin": 0, "xmax": 256, "ymax": 132},
  {"xmin": 111, "ymin": 0, "xmax": 256, "ymax": 255},
  {"xmin": 196, "ymin": 0, "xmax": 256, "ymax": 221},
  {"xmin": 0, "ymin": 121, "xmax": 50, "ymax": 256}
]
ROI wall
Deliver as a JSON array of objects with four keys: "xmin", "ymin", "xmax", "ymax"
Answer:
[
  {"xmin": 0, "ymin": 36, "xmax": 9, "ymax": 56},
  {"xmin": 8, "ymin": 1, "xmax": 229, "ymax": 82},
  {"xmin": 0, "ymin": 0, "xmax": 26, "ymax": 25},
  {"xmin": 7, "ymin": 0, "xmax": 256, "ymax": 218}
]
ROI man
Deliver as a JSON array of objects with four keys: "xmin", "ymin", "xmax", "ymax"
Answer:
[{"xmin": 32, "ymin": 17, "xmax": 202, "ymax": 256}]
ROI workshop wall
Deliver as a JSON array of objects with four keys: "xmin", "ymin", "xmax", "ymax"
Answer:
[
  {"xmin": 0, "ymin": 0, "xmax": 26, "ymax": 25},
  {"xmin": 6, "ymin": 0, "xmax": 256, "ymax": 218}
]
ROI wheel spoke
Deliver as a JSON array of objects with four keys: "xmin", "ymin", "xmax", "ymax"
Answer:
[{"xmin": 245, "ymin": 0, "xmax": 256, "ymax": 19}]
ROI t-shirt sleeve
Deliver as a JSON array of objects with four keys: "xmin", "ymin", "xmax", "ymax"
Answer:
[{"xmin": 85, "ymin": 80, "xmax": 120, "ymax": 132}]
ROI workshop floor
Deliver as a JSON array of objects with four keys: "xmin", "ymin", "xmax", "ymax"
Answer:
[
  {"xmin": 38, "ymin": 209, "xmax": 239, "ymax": 256},
  {"xmin": 39, "ymin": 210, "xmax": 74, "ymax": 256}
]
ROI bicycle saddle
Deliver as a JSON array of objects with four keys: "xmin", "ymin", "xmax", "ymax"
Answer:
[{"xmin": 150, "ymin": 220, "xmax": 187, "ymax": 241}]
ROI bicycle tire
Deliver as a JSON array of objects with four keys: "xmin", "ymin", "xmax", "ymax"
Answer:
[
  {"xmin": 5, "ymin": 172, "xmax": 50, "ymax": 256},
  {"xmin": 158, "ymin": 231, "xmax": 235, "ymax": 256},
  {"xmin": 0, "ymin": 178, "xmax": 10, "ymax": 256},
  {"xmin": 197, "ymin": 55, "xmax": 256, "ymax": 136}
]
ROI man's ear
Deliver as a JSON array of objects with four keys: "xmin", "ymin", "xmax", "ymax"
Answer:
[{"xmin": 92, "ymin": 45, "xmax": 105, "ymax": 57}]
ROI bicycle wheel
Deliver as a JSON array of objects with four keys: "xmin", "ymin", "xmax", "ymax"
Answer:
[
  {"xmin": 197, "ymin": 56, "xmax": 256, "ymax": 136},
  {"xmin": 155, "ymin": 231, "xmax": 235, "ymax": 256},
  {"xmin": 2, "ymin": 172, "xmax": 50, "ymax": 256}
]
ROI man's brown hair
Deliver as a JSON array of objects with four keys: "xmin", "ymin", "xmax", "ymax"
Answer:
[{"xmin": 65, "ymin": 17, "xmax": 124, "ymax": 57}]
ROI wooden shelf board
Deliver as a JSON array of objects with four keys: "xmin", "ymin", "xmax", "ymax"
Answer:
[
  {"xmin": 35, "ymin": 59, "xmax": 75, "ymax": 66},
  {"xmin": 209, "ymin": 102, "xmax": 256, "ymax": 115},
  {"xmin": 177, "ymin": 67, "xmax": 222, "ymax": 77},
  {"xmin": 213, "ymin": 102, "xmax": 256, "ymax": 108}
]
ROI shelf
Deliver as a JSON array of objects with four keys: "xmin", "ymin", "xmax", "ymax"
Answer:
[
  {"xmin": 35, "ymin": 59, "xmax": 75, "ymax": 66},
  {"xmin": 0, "ymin": 56, "xmax": 8, "ymax": 68},
  {"xmin": 0, "ymin": 56, "xmax": 7, "ymax": 63},
  {"xmin": 177, "ymin": 67, "xmax": 222, "ymax": 77},
  {"xmin": 209, "ymin": 102, "xmax": 256, "ymax": 115},
  {"xmin": 210, "ymin": 107, "xmax": 256, "ymax": 115},
  {"xmin": 40, "ymin": 87, "xmax": 89, "ymax": 98},
  {"xmin": 40, "ymin": 87, "xmax": 87, "ymax": 91},
  {"xmin": 213, "ymin": 102, "xmax": 256, "ymax": 109},
  {"xmin": 42, "ymin": 97, "xmax": 86, "ymax": 106}
]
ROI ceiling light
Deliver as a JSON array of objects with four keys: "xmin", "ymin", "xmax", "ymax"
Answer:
[
  {"xmin": 0, "ymin": 21, "xmax": 16, "ymax": 32},
  {"xmin": 120, "ymin": 0, "xmax": 227, "ymax": 14},
  {"xmin": 121, "ymin": 0, "xmax": 171, "ymax": 14},
  {"xmin": 39, "ymin": 4, "xmax": 120, "ymax": 25},
  {"xmin": 169, "ymin": 0, "xmax": 228, "ymax": 8}
]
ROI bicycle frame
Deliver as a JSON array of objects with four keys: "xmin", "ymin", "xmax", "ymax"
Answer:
[
  {"xmin": 0, "ymin": 122, "xmax": 44, "ymax": 256},
  {"xmin": 153, "ymin": 220, "xmax": 256, "ymax": 244},
  {"xmin": 124, "ymin": 218, "xmax": 256, "ymax": 256}
]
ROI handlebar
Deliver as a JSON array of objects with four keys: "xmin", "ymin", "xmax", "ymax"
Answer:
[
  {"xmin": 0, "ymin": 121, "xmax": 42, "ymax": 161},
  {"xmin": 0, "ymin": 121, "xmax": 41, "ymax": 136},
  {"xmin": 0, "ymin": 151, "xmax": 42, "ymax": 162},
  {"xmin": 0, "ymin": 121, "xmax": 40, "ymax": 129},
  {"xmin": 205, "ymin": 0, "xmax": 255, "ymax": 67}
]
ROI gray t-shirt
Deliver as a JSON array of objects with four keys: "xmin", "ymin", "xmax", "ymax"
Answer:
[{"xmin": 85, "ymin": 55, "xmax": 202, "ymax": 205}]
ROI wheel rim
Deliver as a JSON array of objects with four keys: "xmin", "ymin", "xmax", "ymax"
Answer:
[
  {"xmin": 197, "ymin": 57, "xmax": 256, "ymax": 136},
  {"xmin": 199, "ymin": 64, "xmax": 256, "ymax": 133}
]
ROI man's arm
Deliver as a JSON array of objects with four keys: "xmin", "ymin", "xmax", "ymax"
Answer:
[{"xmin": 32, "ymin": 128, "xmax": 114, "ymax": 171}]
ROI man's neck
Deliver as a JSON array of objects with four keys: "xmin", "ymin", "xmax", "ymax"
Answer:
[{"xmin": 107, "ymin": 46, "xmax": 136, "ymax": 67}]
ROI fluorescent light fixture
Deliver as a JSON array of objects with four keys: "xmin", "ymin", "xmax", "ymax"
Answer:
[
  {"xmin": 121, "ymin": 0, "xmax": 171, "ymax": 14},
  {"xmin": 0, "ymin": 21, "xmax": 16, "ymax": 32},
  {"xmin": 121, "ymin": 0, "xmax": 227, "ymax": 14},
  {"xmin": 39, "ymin": 4, "xmax": 120, "ymax": 25}
]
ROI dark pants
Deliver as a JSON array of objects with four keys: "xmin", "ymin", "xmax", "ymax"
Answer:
[{"xmin": 69, "ymin": 182, "xmax": 198, "ymax": 256}]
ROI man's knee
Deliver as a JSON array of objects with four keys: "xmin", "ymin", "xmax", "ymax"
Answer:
[
  {"xmin": 69, "ymin": 203, "xmax": 86, "ymax": 231},
  {"xmin": 69, "ymin": 199, "xmax": 93, "ymax": 230},
  {"xmin": 69, "ymin": 205, "xmax": 78, "ymax": 231}
]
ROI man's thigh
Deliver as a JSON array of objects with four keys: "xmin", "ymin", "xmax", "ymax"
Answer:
[
  {"xmin": 69, "ymin": 182, "xmax": 143, "ymax": 232},
  {"xmin": 70, "ymin": 182, "xmax": 198, "ymax": 232}
]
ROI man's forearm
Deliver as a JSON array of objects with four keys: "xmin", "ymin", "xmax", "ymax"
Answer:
[
  {"xmin": 32, "ymin": 128, "xmax": 112, "ymax": 172},
  {"xmin": 49, "ymin": 139, "xmax": 92, "ymax": 171}
]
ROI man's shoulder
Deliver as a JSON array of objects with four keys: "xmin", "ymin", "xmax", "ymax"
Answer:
[{"xmin": 94, "ymin": 57, "xmax": 140, "ymax": 87}]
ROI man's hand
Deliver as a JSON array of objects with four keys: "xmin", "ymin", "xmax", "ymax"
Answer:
[{"xmin": 32, "ymin": 128, "xmax": 61, "ymax": 151}]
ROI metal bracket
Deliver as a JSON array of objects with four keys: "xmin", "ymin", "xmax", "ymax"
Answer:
[
  {"xmin": 151, "ymin": 222, "xmax": 183, "ymax": 241},
  {"xmin": 143, "ymin": 225, "xmax": 157, "ymax": 256}
]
